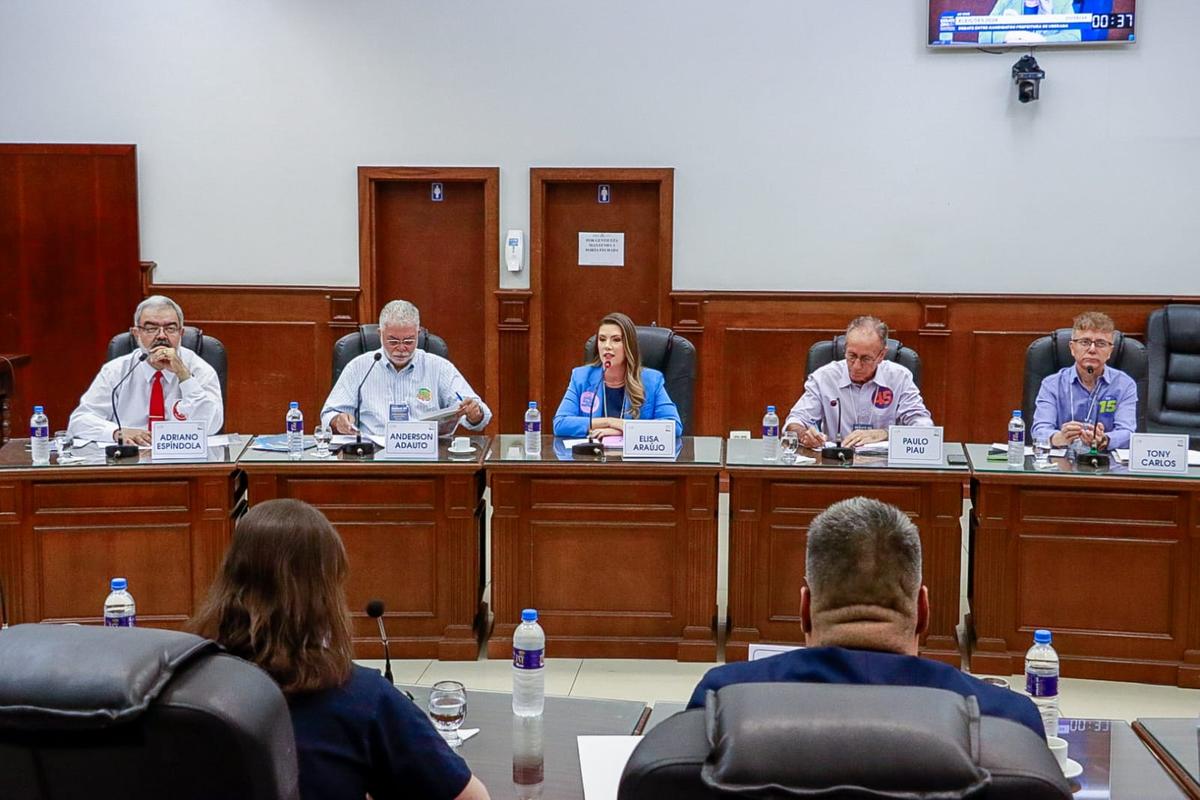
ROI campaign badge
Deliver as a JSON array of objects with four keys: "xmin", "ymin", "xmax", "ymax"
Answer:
[
  {"xmin": 417, "ymin": 387, "xmax": 433, "ymax": 402},
  {"xmin": 171, "ymin": 401, "xmax": 188, "ymax": 421},
  {"xmin": 579, "ymin": 390, "xmax": 600, "ymax": 414},
  {"xmin": 873, "ymin": 388, "xmax": 894, "ymax": 408}
]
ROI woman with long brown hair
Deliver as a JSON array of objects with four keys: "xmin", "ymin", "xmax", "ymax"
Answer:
[
  {"xmin": 191, "ymin": 499, "xmax": 489, "ymax": 800},
  {"xmin": 552, "ymin": 311, "xmax": 682, "ymax": 439}
]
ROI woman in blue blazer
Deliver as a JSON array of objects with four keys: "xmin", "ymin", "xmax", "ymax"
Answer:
[{"xmin": 553, "ymin": 311, "xmax": 683, "ymax": 438}]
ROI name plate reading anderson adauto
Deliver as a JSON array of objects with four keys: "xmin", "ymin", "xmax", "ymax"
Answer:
[
  {"xmin": 151, "ymin": 422, "xmax": 208, "ymax": 461},
  {"xmin": 622, "ymin": 420, "xmax": 677, "ymax": 460},
  {"xmin": 383, "ymin": 421, "xmax": 438, "ymax": 459},
  {"xmin": 1128, "ymin": 433, "xmax": 1188, "ymax": 475},
  {"xmin": 887, "ymin": 426, "xmax": 944, "ymax": 466}
]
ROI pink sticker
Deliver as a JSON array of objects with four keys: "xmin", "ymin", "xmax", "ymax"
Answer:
[{"xmin": 579, "ymin": 390, "xmax": 600, "ymax": 413}]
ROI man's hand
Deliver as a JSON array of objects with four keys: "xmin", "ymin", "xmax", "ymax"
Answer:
[
  {"xmin": 456, "ymin": 397, "xmax": 484, "ymax": 425},
  {"xmin": 1052, "ymin": 421, "xmax": 1086, "ymax": 448},
  {"xmin": 330, "ymin": 413, "xmax": 357, "ymax": 435},
  {"xmin": 787, "ymin": 423, "xmax": 825, "ymax": 450},
  {"xmin": 114, "ymin": 427, "xmax": 151, "ymax": 446},
  {"xmin": 149, "ymin": 346, "xmax": 191, "ymax": 382},
  {"xmin": 1080, "ymin": 420, "xmax": 1107, "ymax": 448},
  {"xmin": 842, "ymin": 428, "xmax": 888, "ymax": 448}
]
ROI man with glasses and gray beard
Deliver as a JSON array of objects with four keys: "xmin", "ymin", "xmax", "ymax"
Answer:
[
  {"xmin": 68, "ymin": 295, "xmax": 224, "ymax": 445},
  {"xmin": 784, "ymin": 316, "xmax": 932, "ymax": 450},
  {"xmin": 687, "ymin": 497, "xmax": 1046, "ymax": 740}
]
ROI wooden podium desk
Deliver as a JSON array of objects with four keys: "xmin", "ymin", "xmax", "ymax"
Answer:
[
  {"xmin": 724, "ymin": 439, "xmax": 970, "ymax": 665},
  {"xmin": 0, "ymin": 436, "xmax": 248, "ymax": 629},
  {"xmin": 237, "ymin": 436, "xmax": 489, "ymax": 661},
  {"xmin": 967, "ymin": 444, "xmax": 1200, "ymax": 687},
  {"xmin": 486, "ymin": 435, "xmax": 723, "ymax": 661}
]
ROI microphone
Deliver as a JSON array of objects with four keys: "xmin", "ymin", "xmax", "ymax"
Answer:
[
  {"xmin": 340, "ymin": 352, "xmax": 382, "ymax": 458},
  {"xmin": 1075, "ymin": 364, "xmax": 1110, "ymax": 469},
  {"xmin": 821, "ymin": 398, "xmax": 854, "ymax": 465},
  {"xmin": 572, "ymin": 362, "xmax": 607, "ymax": 457},
  {"xmin": 366, "ymin": 599, "xmax": 393, "ymax": 684},
  {"xmin": 105, "ymin": 351, "xmax": 149, "ymax": 460}
]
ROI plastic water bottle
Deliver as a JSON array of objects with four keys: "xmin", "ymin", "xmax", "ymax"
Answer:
[
  {"xmin": 511, "ymin": 715, "xmax": 545, "ymax": 799},
  {"xmin": 104, "ymin": 577, "xmax": 137, "ymax": 627},
  {"xmin": 286, "ymin": 401, "xmax": 304, "ymax": 460},
  {"xmin": 1007, "ymin": 410, "xmax": 1026, "ymax": 468},
  {"xmin": 1025, "ymin": 629, "xmax": 1060, "ymax": 738},
  {"xmin": 30, "ymin": 406, "xmax": 50, "ymax": 465},
  {"xmin": 524, "ymin": 402, "xmax": 542, "ymax": 456},
  {"xmin": 512, "ymin": 608, "xmax": 545, "ymax": 716},
  {"xmin": 762, "ymin": 405, "xmax": 780, "ymax": 461}
]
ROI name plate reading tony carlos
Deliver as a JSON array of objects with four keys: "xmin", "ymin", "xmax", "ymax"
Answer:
[
  {"xmin": 887, "ymin": 426, "xmax": 944, "ymax": 466},
  {"xmin": 151, "ymin": 422, "xmax": 208, "ymax": 461},
  {"xmin": 1128, "ymin": 433, "xmax": 1188, "ymax": 475},
  {"xmin": 382, "ymin": 421, "xmax": 438, "ymax": 459},
  {"xmin": 622, "ymin": 420, "xmax": 677, "ymax": 460}
]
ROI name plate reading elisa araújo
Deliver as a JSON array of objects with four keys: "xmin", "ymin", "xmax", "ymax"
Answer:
[{"xmin": 622, "ymin": 420, "xmax": 677, "ymax": 460}]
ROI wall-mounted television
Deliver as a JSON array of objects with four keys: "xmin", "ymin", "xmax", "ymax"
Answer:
[{"xmin": 928, "ymin": 1, "xmax": 1135, "ymax": 47}]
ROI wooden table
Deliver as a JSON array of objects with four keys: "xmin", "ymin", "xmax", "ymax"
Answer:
[
  {"xmin": 1133, "ymin": 718, "xmax": 1200, "ymax": 799},
  {"xmin": 724, "ymin": 439, "xmax": 970, "ymax": 665},
  {"xmin": 486, "ymin": 435, "xmax": 723, "ymax": 661},
  {"xmin": 967, "ymin": 444, "xmax": 1200, "ymax": 686},
  {"xmin": 238, "ymin": 436, "xmax": 489, "ymax": 661},
  {"xmin": 0, "ymin": 436, "xmax": 247, "ymax": 628}
]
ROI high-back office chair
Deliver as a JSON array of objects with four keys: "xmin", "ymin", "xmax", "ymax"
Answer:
[
  {"xmin": 619, "ymin": 683, "xmax": 1071, "ymax": 800},
  {"xmin": 1022, "ymin": 328, "xmax": 1148, "ymax": 433},
  {"xmin": 0, "ymin": 624, "xmax": 299, "ymax": 800},
  {"xmin": 805, "ymin": 335, "xmax": 923, "ymax": 387},
  {"xmin": 584, "ymin": 326, "xmax": 697, "ymax": 435},
  {"xmin": 331, "ymin": 324, "xmax": 450, "ymax": 386},
  {"xmin": 1145, "ymin": 305, "xmax": 1200, "ymax": 447},
  {"xmin": 107, "ymin": 326, "xmax": 229, "ymax": 416}
]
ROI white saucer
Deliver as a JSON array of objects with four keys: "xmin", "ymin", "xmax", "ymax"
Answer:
[
  {"xmin": 447, "ymin": 445, "xmax": 475, "ymax": 455},
  {"xmin": 1061, "ymin": 758, "xmax": 1082, "ymax": 779}
]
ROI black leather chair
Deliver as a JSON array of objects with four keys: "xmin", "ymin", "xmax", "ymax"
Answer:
[
  {"xmin": 107, "ymin": 327, "xmax": 228, "ymax": 411},
  {"xmin": 584, "ymin": 326, "xmax": 697, "ymax": 435},
  {"xmin": 1146, "ymin": 305, "xmax": 1200, "ymax": 447},
  {"xmin": 619, "ymin": 683, "xmax": 1071, "ymax": 800},
  {"xmin": 0, "ymin": 624, "xmax": 299, "ymax": 800},
  {"xmin": 805, "ymin": 335, "xmax": 922, "ymax": 386},
  {"xmin": 331, "ymin": 324, "xmax": 450, "ymax": 386},
  {"xmin": 1022, "ymin": 328, "xmax": 1147, "ymax": 434}
]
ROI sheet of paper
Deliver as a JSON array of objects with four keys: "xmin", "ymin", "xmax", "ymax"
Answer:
[
  {"xmin": 579, "ymin": 735, "xmax": 642, "ymax": 800},
  {"xmin": 854, "ymin": 440, "xmax": 889, "ymax": 454},
  {"xmin": 206, "ymin": 434, "xmax": 231, "ymax": 448},
  {"xmin": 785, "ymin": 455, "xmax": 817, "ymax": 465},
  {"xmin": 992, "ymin": 442, "xmax": 1077, "ymax": 458},
  {"xmin": 416, "ymin": 406, "xmax": 463, "ymax": 423}
]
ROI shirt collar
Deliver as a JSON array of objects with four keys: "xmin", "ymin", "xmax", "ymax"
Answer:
[
  {"xmin": 837, "ymin": 360, "xmax": 891, "ymax": 390},
  {"xmin": 1069, "ymin": 364, "xmax": 1112, "ymax": 388},
  {"xmin": 380, "ymin": 347, "xmax": 421, "ymax": 375}
]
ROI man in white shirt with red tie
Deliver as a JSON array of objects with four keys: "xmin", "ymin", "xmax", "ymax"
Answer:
[{"xmin": 68, "ymin": 296, "xmax": 224, "ymax": 445}]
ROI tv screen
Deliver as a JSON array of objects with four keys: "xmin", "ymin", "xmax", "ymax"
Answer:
[{"xmin": 929, "ymin": 1, "xmax": 1135, "ymax": 47}]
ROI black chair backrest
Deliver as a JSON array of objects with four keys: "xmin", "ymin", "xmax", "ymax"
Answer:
[
  {"xmin": 1146, "ymin": 305, "xmax": 1200, "ymax": 446},
  {"xmin": 331, "ymin": 324, "xmax": 449, "ymax": 386},
  {"xmin": 805, "ymin": 335, "xmax": 922, "ymax": 387},
  {"xmin": 619, "ymin": 683, "xmax": 1071, "ymax": 800},
  {"xmin": 0, "ymin": 624, "xmax": 299, "ymax": 800},
  {"xmin": 584, "ymin": 326, "xmax": 697, "ymax": 435},
  {"xmin": 107, "ymin": 328, "xmax": 227, "ymax": 433},
  {"xmin": 1022, "ymin": 328, "xmax": 1148, "ymax": 434}
]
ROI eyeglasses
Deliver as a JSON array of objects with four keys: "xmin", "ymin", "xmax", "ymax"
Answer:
[
  {"xmin": 138, "ymin": 323, "xmax": 181, "ymax": 335},
  {"xmin": 385, "ymin": 337, "xmax": 418, "ymax": 349},
  {"xmin": 1071, "ymin": 338, "xmax": 1113, "ymax": 351},
  {"xmin": 845, "ymin": 353, "xmax": 881, "ymax": 366}
]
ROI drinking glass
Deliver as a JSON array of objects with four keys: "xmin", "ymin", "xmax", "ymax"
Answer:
[
  {"xmin": 1033, "ymin": 436, "xmax": 1052, "ymax": 469},
  {"xmin": 313, "ymin": 423, "xmax": 333, "ymax": 459},
  {"xmin": 54, "ymin": 431, "xmax": 75, "ymax": 463},
  {"xmin": 429, "ymin": 680, "xmax": 467, "ymax": 746},
  {"xmin": 779, "ymin": 430, "xmax": 799, "ymax": 464}
]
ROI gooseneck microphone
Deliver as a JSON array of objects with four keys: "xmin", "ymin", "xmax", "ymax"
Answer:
[
  {"xmin": 366, "ymin": 598, "xmax": 393, "ymax": 684},
  {"xmin": 340, "ymin": 352, "xmax": 383, "ymax": 458},
  {"xmin": 821, "ymin": 398, "xmax": 855, "ymax": 465},
  {"xmin": 1075, "ymin": 365, "xmax": 1110, "ymax": 469},
  {"xmin": 106, "ymin": 351, "xmax": 149, "ymax": 460},
  {"xmin": 572, "ymin": 361, "xmax": 608, "ymax": 457}
]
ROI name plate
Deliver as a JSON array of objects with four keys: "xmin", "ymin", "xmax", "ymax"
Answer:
[
  {"xmin": 151, "ymin": 422, "xmax": 208, "ymax": 461},
  {"xmin": 1128, "ymin": 433, "xmax": 1188, "ymax": 475},
  {"xmin": 382, "ymin": 421, "xmax": 438, "ymax": 459},
  {"xmin": 887, "ymin": 426, "xmax": 944, "ymax": 466},
  {"xmin": 623, "ymin": 420, "xmax": 676, "ymax": 460}
]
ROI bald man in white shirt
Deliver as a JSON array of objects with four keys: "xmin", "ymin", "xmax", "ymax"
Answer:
[{"xmin": 68, "ymin": 296, "xmax": 224, "ymax": 445}]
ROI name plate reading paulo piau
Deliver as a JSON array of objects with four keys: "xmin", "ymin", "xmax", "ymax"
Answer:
[
  {"xmin": 1128, "ymin": 433, "xmax": 1188, "ymax": 475},
  {"xmin": 151, "ymin": 422, "xmax": 208, "ymax": 461},
  {"xmin": 382, "ymin": 421, "xmax": 439, "ymax": 460},
  {"xmin": 622, "ymin": 420, "xmax": 677, "ymax": 460},
  {"xmin": 887, "ymin": 426, "xmax": 944, "ymax": 466}
]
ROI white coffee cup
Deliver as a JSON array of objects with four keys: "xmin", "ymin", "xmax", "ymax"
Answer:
[
  {"xmin": 451, "ymin": 436, "xmax": 471, "ymax": 451},
  {"xmin": 1047, "ymin": 736, "xmax": 1069, "ymax": 770}
]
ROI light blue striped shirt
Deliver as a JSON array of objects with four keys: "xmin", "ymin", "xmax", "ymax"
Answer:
[{"xmin": 320, "ymin": 348, "xmax": 491, "ymax": 437}]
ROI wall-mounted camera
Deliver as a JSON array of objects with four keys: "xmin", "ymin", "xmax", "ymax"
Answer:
[{"xmin": 1012, "ymin": 54, "xmax": 1045, "ymax": 103}]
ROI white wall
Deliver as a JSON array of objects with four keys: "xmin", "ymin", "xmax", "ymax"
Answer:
[{"xmin": 2, "ymin": 1, "xmax": 1196, "ymax": 293}]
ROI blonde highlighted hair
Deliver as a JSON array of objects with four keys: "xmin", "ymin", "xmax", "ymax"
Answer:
[{"xmin": 592, "ymin": 312, "xmax": 646, "ymax": 419}]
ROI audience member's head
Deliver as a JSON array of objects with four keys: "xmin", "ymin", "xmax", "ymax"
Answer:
[
  {"xmin": 190, "ymin": 498, "xmax": 353, "ymax": 694},
  {"xmin": 802, "ymin": 496, "xmax": 929, "ymax": 655}
]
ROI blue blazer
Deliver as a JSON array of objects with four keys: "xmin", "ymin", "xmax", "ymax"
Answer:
[{"xmin": 552, "ymin": 364, "xmax": 683, "ymax": 437}]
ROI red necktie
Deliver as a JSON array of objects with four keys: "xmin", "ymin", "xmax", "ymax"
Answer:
[{"xmin": 149, "ymin": 371, "xmax": 165, "ymax": 428}]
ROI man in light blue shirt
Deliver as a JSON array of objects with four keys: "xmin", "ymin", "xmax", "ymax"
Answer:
[
  {"xmin": 1031, "ymin": 311, "xmax": 1137, "ymax": 452},
  {"xmin": 321, "ymin": 300, "xmax": 491, "ymax": 437}
]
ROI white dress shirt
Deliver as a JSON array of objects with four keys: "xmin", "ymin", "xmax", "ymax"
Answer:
[
  {"xmin": 68, "ymin": 348, "xmax": 224, "ymax": 442},
  {"xmin": 785, "ymin": 359, "xmax": 932, "ymax": 440},
  {"xmin": 321, "ymin": 348, "xmax": 491, "ymax": 437}
]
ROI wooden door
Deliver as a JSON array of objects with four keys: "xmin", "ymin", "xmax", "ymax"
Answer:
[
  {"xmin": 359, "ymin": 167, "xmax": 499, "ymax": 425},
  {"xmin": 530, "ymin": 168, "xmax": 673, "ymax": 412}
]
